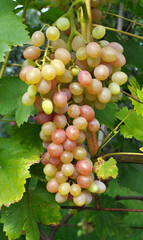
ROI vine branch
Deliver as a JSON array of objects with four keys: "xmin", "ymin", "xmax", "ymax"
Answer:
[
  {"xmin": 61, "ymin": 206, "xmax": 143, "ymax": 212},
  {"xmin": 121, "ymin": 89, "xmax": 143, "ymax": 104}
]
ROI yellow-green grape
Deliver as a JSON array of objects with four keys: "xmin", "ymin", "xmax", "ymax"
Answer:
[
  {"xmin": 56, "ymin": 17, "xmax": 70, "ymax": 31},
  {"xmin": 42, "ymin": 99, "xmax": 53, "ymax": 114},
  {"xmin": 50, "ymin": 59, "xmax": 65, "ymax": 75},
  {"xmin": 51, "ymin": 39, "xmax": 67, "ymax": 49},
  {"xmin": 43, "ymin": 164, "xmax": 57, "ymax": 176},
  {"xmin": 76, "ymin": 47, "xmax": 88, "ymax": 60},
  {"xmin": 45, "ymin": 175, "xmax": 53, "ymax": 181},
  {"xmin": 87, "ymin": 56, "xmax": 101, "ymax": 68},
  {"xmin": 94, "ymin": 180, "xmax": 106, "ymax": 193},
  {"xmin": 73, "ymin": 94, "xmax": 83, "ymax": 103},
  {"xmin": 26, "ymin": 68, "xmax": 42, "ymax": 84},
  {"xmin": 111, "ymin": 71, "xmax": 128, "ymax": 86},
  {"xmin": 22, "ymin": 92, "xmax": 35, "ymax": 106},
  {"xmin": 27, "ymin": 85, "xmax": 37, "ymax": 97},
  {"xmin": 46, "ymin": 26, "xmax": 60, "ymax": 41},
  {"xmin": 92, "ymin": 25, "xmax": 106, "ymax": 39},
  {"xmin": 56, "ymin": 69, "xmax": 73, "ymax": 83},
  {"xmin": 108, "ymin": 82, "xmax": 120, "ymax": 95},
  {"xmin": 99, "ymin": 40, "xmax": 109, "ymax": 48},
  {"xmin": 70, "ymin": 184, "xmax": 81, "ymax": 197},
  {"xmin": 22, "ymin": 59, "xmax": 36, "ymax": 68},
  {"xmin": 41, "ymin": 65, "xmax": 56, "ymax": 81},
  {"xmin": 73, "ymin": 192, "xmax": 86, "ymax": 206},
  {"xmin": 58, "ymin": 182, "xmax": 70, "ymax": 195},
  {"xmin": 71, "ymin": 68, "xmax": 80, "ymax": 76},
  {"xmin": 87, "ymin": 182, "xmax": 98, "ymax": 193}
]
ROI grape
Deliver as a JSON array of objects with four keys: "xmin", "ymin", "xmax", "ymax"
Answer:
[
  {"xmin": 61, "ymin": 88, "xmax": 71, "ymax": 101},
  {"xmin": 82, "ymin": 190, "xmax": 92, "ymax": 204},
  {"xmin": 76, "ymin": 47, "xmax": 88, "ymax": 60},
  {"xmin": 53, "ymin": 91, "xmax": 67, "ymax": 108},
  {"xmin": 110, "ymin": 92, "xmax": 122, "ymax": 102},
  {"xmin": 108, "ymin": 42, "xmax": 124, "ymax": 53},
  {"xmin": 46, "ymin": 178, "xmax": 59, "ymax": 193},
  {"xmin": 54, "ymin": 103, "xmax": 68, "ymax": 114},
  {"xmin": 61, "ymin": 163, "xmax": 74, "ymax": 176},
  {"xmin": 55, "ymin": 48, "xmax": 71, "ymax": 65},
  {"xmin": 40, "ymin": 130, "xmax": 51, "ymax": 142},
  {"xmin": 80, "ymin": 105, "xmax": 95, "ymax": 122},
  {"xmin": 72, "ymin": 147, "xmax": 87, "ymax": 160},
  {"xmin": 94, "ymin": 180, "xmax": 106, "ymax": 193},
  {"xmin": 91, "ymin": 8, "xmax": 102, "ymax": 23},
  {"xmin": 22, "ymin": 59, "xmax": 36, "ymax": 68},
  {"xmin": 36, "ymin": 112, "xmax": 53, "ymax": 124},
  {"xmin": 22, "ymin": 92, "xmax": 35, "ymax": 106},
  {"xmin": 111, "ymin": 71, "xmax": 128, "ymax": 85},
  {"xmin": 57, "ymin": 17, "xmax": 70, "ymax": 31},
  {"xmin": 42, "ymin": 99, "xmax": 53, "ymax": 115},
  {"xmin": 55, "ymin": 192, "xmax": 68, "ymax": 203},
  {"xmin": 26, "ymin": 68, "xmax": 42, "ymax": 84},
  {"xmin": 50, "ymin": 0, "xmax": 60, "ymax": 8},
  {"xmin": 91, "ymin": 0, "xmax": 102, "ymax": 7},
  {"xmin": 73, "ymin": 192, "xmax": 86, "ymax": 206},
  {"xmin": 71, "ymin": 68, "xmax": 80, "ymax": 76},
  {"xmin": 41, "ymin": 152, "xmax": 50, "ymax": 165},
  {"xmin": 108, "ymin": 82, "xmax": 120, "ymax": 95},
  {"xmin": 43, "ymin": 164, "xmax": 57, "ymax": 176},
  {"xmin": 41, "ymin": 65, "xmax": 56, "ymax": 81},
  {"xmin": 87, "ymin": 78, "xmax": 102, "ymax": 95},
  {"xmin": 51, "ymin": 39, "xmax": 67, "ymax": 49},
  {"xmin": 77, "ymin": 175, "xmax": 93, "ymax": 188},
  {"xmin": 85, "ymin": 90, "xmax": 97, "ymax": 102},
  {"xmin": 72, "ymin": 94, "xmax": 83, "ymax": 104},
  {"xmin": 87, "ymin": 182, "xmax": 98, "ymax": 193},
  {"xmin": 45, "ymin": 175, "xmax": 53, "ymax": 181},
  {"xmin": 19, "ymin": 66, "xmax": 34, "ymax": 82},
  {"xmin": 87, "ymin": 118, "xmax": 100, "ymax": 132},
  {"xmin": 31, "ymin": 31, "xmax": 45, "ymax": 47},
  {"xmin": 70, "ymin": 184, "xmax": 81, "ymax": 197},
  {"xmin": 101, "ymin": 46, "xmax": 117, "ymax": 62},
  {"xmin": 78, "ymin": 71, "xmax": 92, "ymax": 87},
  {"xmin": 46, "ymin": 26, "xmax": 60, "ymax": 41},
  {"xmin": 49, "ymin": 156, "xmax": 61, "ymax": 165},
  {"xmin": 56, "ymin": 69, "xmax": 73, "ymax": 83},
  {"xmin": 66, "ymin": 125, "xmax": 79, "ymax": 141},
  {"xmin": 48, "ymin": 143, "xmax": 63, "ymax": 157},
  {"xmin": 112, "ymin": 65, "xmax": 121, "ymax": 73},
  {"xmin": 94, "ymin": 64, "xmax": 109, "ymax": 81},
  {"xmin": 23, "ymin": 46, "xmax": 41, "ymax": 60},
  {"xmin": 94, "ymin": 99, "xmax": 106, "ymax": 109},
  {"xmin": 76, "ymin": 131, "xmax": 85, "ymax": 144},
  {"xmin": 55, "ymin": 171, "xmax": 68, "ymax": 183},
  {"xmin": 27, "ymin": 85, "xmax": 37, "ymax": 97},
  {"xmin": 53, "ymin": 114, "xmax": 67, "ymax": 128},
  {"xmin": 63, "ymin": 138, "xmax": 76, "ymax": 151},
  {"xmin": 97, "ymin": 87, "xmax": 111, "ymax": 103},
  {"xmin": 51, "ymin": 78, "xmax": 57, "ymax": 90},
  {"xmin": 76, "ymin": 160, "xmax": 92, "ymax": 175},
  {"xmin": 67, "ymin": 104, "xmax": 80, "ymax": 118},
  {"xmin": 34, "ymin": 95, "xmax": 43, "ymax": 111},
  {"xmin": 58, "ymin": 182, "xmax": 70, "ymax": 195},
  {"xmin": 51, "ymin": 59, "xmax": 65, "ymax": 75},
  {"xmin": 61, "ymin": 151, "xmax": 73, "ymax": 164},
  {"xmin": 75, "ymin": 59, "xmax": 88, "ymax": 71},
  {"xmin": 73, "ymin": 117, "xmax": 88, "ymax": 130},
  {"xmin": 101, "ymin": 62, "xmax": 112, "ymax": 75},
  {"xmin": 99, "ymin": 40, "xmax": 109, "ymax": 47},
  {"xmin": 42, "ymin": 122, "xmax": 57, "ymax": 136},
  {"xmin": 86, "ymin": 42, "xmax": 101, "ymax": 58},
  {"xmin": 92, "ymin": 25, "xmax": 106, "ymax": 39},
  {"xmin": 87, "ymin": 56, "xmax": 101, "ymax": 68},
  {"xmin": 69, "ymin": 82, "xmax": 83, "ymax": 95},
  {"xmin": 111, "ymin": 52, "xmax": 126, "ymax": 67},
  {"xmin": 37, "ymin": 78, "xmax": 51, "ymax": 94},
  {"xmin": 70, "ymin": 166, "xmax": 79, "ymax": 179},
  {"xmin": 72, "ymin": 35, "xmax": 86, "ymax": 51},
  {"xmin": 52, "ymin": 129, "xmax": 66, "ymax": 144}
]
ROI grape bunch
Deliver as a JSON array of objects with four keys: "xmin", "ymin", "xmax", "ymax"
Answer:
[{"xmin": 19, "ymin": 15, "xmax": 127, "ymax": 206}]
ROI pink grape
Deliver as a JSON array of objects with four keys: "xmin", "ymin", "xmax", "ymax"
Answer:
[
  {"xmin": 76, "ymin": 160, "xmax": 92, "ymax": 175},
  {"xmin": 87, "ymin": 78, "xmax": 102, "ymax": 95},
  {"xmin": 46, "ymin": 178, "xmax": 59, "ymax": 193},
  {"xmin": 61, "ymin": 88, "xmax": 71, "ymax": 101},
  {"xmin": 94, "ymin": 64, "xmax": 109, "ymax": 81},
  {"xmin": 52, "ymin": 129, "xmax": 66, "ymax": 144},
  {"xmin": 87, "ymin": 118, "xmax": 100, "ymax": 132},
  {"xmin": 77, "ymin": 175, "xmax": 93, "ymax": 188},
  {"xmin": 86, "ymin": 42, "xmax": 101, "ymax": 58},
  {"xmin": 80, "ymin": 105, "xmax": 95, "ymax": 122},
  {"xmin": 111, "ymin": 52, "xmax": 126, "ymax": 67},
  {"xmin": 63, "ymin": 138, "xmax": 76, "ymax": 151},
  {"xmin": 53, "ymin": 91, "xmax": 67, "ymax": 108},
  {"xmin": 66, "ymin": 125, "xmax": 79, "ymax": 141},
  {"xmin": 48, "ymin": 143, "xmax": 63, "ymax": 157},
  {"xmin": 49, "ymin": 156, "xmax": 61, "ymax": 165},
  {"xmin": 23, "ymin": 46, "xmax": 41, "ymax": 60},
  {"xmin": 36, "ymin": 112, "xmax": 53, "ymax": 124},
  {"xmin": 67, "ymin": 104, "xmax": 80, "ymax": 118},
  {"xmin": 53, "ymin": 114, "xmax": 67, "ymax": 128},
  {"xmin": 78, "ymin": 71, "xmax": 92, "ymax": 87}
]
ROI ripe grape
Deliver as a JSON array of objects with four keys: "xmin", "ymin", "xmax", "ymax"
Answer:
[
  {"xmin": 58, "ymin": 182, "xmax": 70, "ymax": 195},
  {"xmin": 97, "ymin": 87, "xmax": 111, "ymax": 103},
  {"xmin": 108, "ymin": 42, "xmax": 124, "ymax": 53},
  {"xmin": 87, "ymin": 78, "xmax": 102, "ymax": 95},
  {"xmin": 87, "ymin": 56, "xmax": 101, "ymax": 68},
  {"xmin": 42, "ymin": 99, "xmax": 53, "ymax": 115},
  {"xmin": 111, "ymin": 71, "xmax": 128, "ymax": 85},
  {"xmin": 55, "ymin": 192, "xmax": 68, "ymax": 203},
  {"xmin": 26, "ymin": 68, "xmax": 42, "ymax": 84},
  {"xmin": 54, "ymin": 103, "xmax": 68, "ymax": 114},
  {"xmin": 36, "ymin": 111, "xmax": 53, "ymax": 124},
  {"xmin": 61, "ymin": 163, "xmax": 74, "ymax": 176},
  {"xmin": 72, "ymin": 94, "xmax": 83, "ymax": 104},
  {"xmin": 69, "ymin": 82, "xmax": 83, "ymax": 95},
  {"xmin": 77, "ymin": 175, "xmax": 93, "ymax": 188},
  {"xmin": 51, "ymin": 39, "xmax": 67, "ymax": 49},
  {"xmin": 52, "ymin": 129, "xmax": 66, "ymax": 144},
  {"xmin": 43, "ymin": 164, "xmax": 57, "ymax": 176},
  {"xmin": 71, "ymin": 67, "xmax": 80, "ymax": 76},
  {"xmin": 91, "ymin": 8, "xmax": 102, "ymax": 23},
  {"xmin": 87, "ymin": 118, "xmax": 100, "ymax": 132},
  {"xmin": 78, "ymin": 71, "xmax": 92, "ymax": 87},
  {"xmin": 61, "ymin": 88, "xmax": 71, "ymax": 101},
  {"xmin": 70, "ymin": 184, "xmax": 81, "ymax": 197},
  {"xmin": 49, "ymin": 156, "xmax": 61, "ymax": 165},
  {"xmin": 87, "ymin": 182, "xmax": 98, "ymax": 193},
  {"xmin": 42, "ymin": 121, "xmax": 57, "ymax": 136},
  {"xmin": 41, "ymin": 152, "xmax": 50, "ymax": 165},
  {"xmin": 55, "ymin": 171, "xmax": 68, "ymax": 183},
  {"xmin": 53, "ymin": 91, "xmax": 67, "ymax": 108},
  {"xmin": 37, "ymin": 78, "xmax": 51, "ymax": 94},
  {"xmin": 73, "ymin": 192, "xmax": 86, "ymax": 206},
  {"xmin": 72, "ymin": 147, "xmax": 87, "ymax": 160},
  {"xmin": 53, "ymin": 114, "xmax": 67, "ymax": 128},
  {"xmin": 86, "ymin": 42, "xmax": 101, "ymax": 58},
  {"xmin": 76, "ymin": 131, "xmax": 85, "ymax": 144},
  {"xmin": 55, "ymin": 48, "xmax": 71, "ymax": 65},
  {"xmin": 48, "ymin": 143, "xmax": 63, "ymax": 157},
  {"xmin": 80, "ymin": 105, "xmax": 95, "ymax": 122},
  {"xmin": 22, "ymin": 92, "xmax": 35, "ymax": 106},
  {"xmin": 31, "ymin": 31, "xmax": 45, "ymax": 47},
  {"xmin": 111, "ymin": 52, "xmax": 126, "ymax": 67},
  {"xmin": 82, "ymin": 190, "xmax": 92, "ymax": 204},
  {"xmin": 94, "ymin": 180, "xmax": 106, "ymax": 193},
  {"xmin": 42, "ymin": 65, "xmax": 56, "ymax": 81},
  {"xmin": 56, "ymin": 69, "xmax": 73, "ymax": 83},
  {"xmin": 92, "ymin": 25, "xmax": 106, "ymax": 39},
  {"xmin": 34, "ymin": 95, "xmax": 43, "ymax": 112},
  {"xmin": 73, "ymin": 117, "xmax": 88, "ymax": 130},
  {"xmin": 66, "ymin": 125, "xmax": 79, "ymax": 140},
  {"xmin": 46, "ymin": 178, "xmax": 59, "ymax": 193},
  {"xmin": 19, "ymin": 66, "xmax": 34, "ymax": 82},
  {"xmin": 67, "ymin": 104, "xmax": 80, "ymax": 119},
  {"xmin": 46, "ymin": 26, "xmax": 60, "ymax": 41},
  {"xmin": 27, "ymin": 85, "xmax": 37, "ymax": 97},
  {"xmin": 101, "ymin": 46, "xmax": 117, "ymax": 62},
  {"xmin": 51, "ymin": 59, "xmax": 65, "ymax": 75},
  {"xmin": 75, "ymin": 59, "xmax": 88, "ymax": 70},
  {"xmin": 23, "ymin": 46, "xmax": 41, "ymax": 60},
  {"xmin": 63, "ymin": 138, "xmax": 76, "ymax": 151},
  {"xmin": 72, "ymin": 35, "xmax": 86, "ymax": 51},
  {"xmin": 76, "ymin": 160, "xmax": 92, "ymax": 175},
  {"xmin": 40, "ymin": 130, "xmax": 51, "ymax": 142},
  {"xmin": 108, "ymin": 82, "xmax": 120, "ymax": 95},
  {"xmin": 61, "ymin": 151, "xmax": 73, "ymax": 163},
  {"xmin": 76, "ymin": 47, "xmax": 88, "ymax": 60}
]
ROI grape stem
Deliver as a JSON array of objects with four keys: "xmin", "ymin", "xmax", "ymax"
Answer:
[
  {"xmin": 81, "ymin": 0, "xmax": 92, "ymax": 42},
  {"xmin": 121, "ymin": 89, "xmax": 143, "ymax": 104}
]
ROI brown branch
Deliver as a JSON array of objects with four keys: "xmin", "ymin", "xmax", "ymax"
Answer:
[
  {"xmin": 121, "ymin": 90, "xmax": 143, "ymax": 104},
  {"xmin": 102, "ymin": 152, "xmax": 143, "ymax": 164},
  {"xmin": 61, "ymin": 206, "xmax": 143, "ymax": 212},
  {"xmin": 38, "ymin": 224, "xmax": 51, "ymax": 240},
  {"xmin": 115, "ymin": 195, "xmax": 143, "ymax": 201},
  {"xmin": 131, "ymin": 226, "xmax": 143, "ymax": 229}
]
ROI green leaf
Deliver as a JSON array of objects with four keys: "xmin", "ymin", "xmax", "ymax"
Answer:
[
  {"xmin": 94, "ymin": 157, "xmax": 118, "ymax": 180},
  {"xmin": 128, "ymin": 76, "xmax": 140, "ymax": 98},
  {"xmin": 116, "ymin": 107, "xmax": 143, "ymax": 141},
  {"xmin": 41, "ymin": 8, "xmax": 64, "ymax": 24},
  {"xmin": 131, "ymin": 89, "xmax": 143, "ymax": 116},
  {"xmin": 0, "ymin": 223, "xmax": 8, "ymax": 240},
  {"xmin": 0, "ymin": 0, "xmax": 30, "ymax": 61},
  {"xmin": 0, "ymin": 138, "xmax": 40, "ymax": 206},
  {"xmin": 94, "ymin": 102, "xmax": 117, "ymax": 129},
  {"xmin": 1, "ymin": 184, "xmax": 61, "ymax": 240},
  {"xmin": 139, "ymin": 147, "xmax": 143, "ymax": 152},
  {"xmin": 0, "ymin": 77, "xmax": 36, "ymax": 125}
]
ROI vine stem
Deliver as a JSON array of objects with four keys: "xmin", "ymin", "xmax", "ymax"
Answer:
[
  {"xmin": 101, "ymin": 152, "xmax": 143, "ymax": 164},
  {"xmin": 103, "ymin": 12, "xmax": 143, "ymax": 26},
  {"xmin": 121, "ymin": 89, "xmax": 143, "ymax": 104},
  {"xmin": 61, "ymin": 206, "xmax": 143, "ymax": 212},
  {"xmin": 0, "ymin": 119, "xmax": 16, "ymax": 122},
  {"xmin": 92, "ymin": 24, "xmax": 143, "ymax": 40}
]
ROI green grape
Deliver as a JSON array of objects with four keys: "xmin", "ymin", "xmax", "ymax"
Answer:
[
  {"xmin": 71, "ymin": 68, "xmax": 80, "ymax": 76},
  {"xmin": 22, "ymin": 59, "xmax": 36, "ymax": 68},
  {"xmin": 87, "ymin": 182, "xmax": 98, "ymax": 193},
  {"xmin": 57, "ymin": 17, "xmax": 70, "ymax": 31},
  {"xmin": 108, "ymin": 82, "xmax": 120, "ymax": 95},
  {"xmin": 22, "ymin": 92, "xmax": 35, "ymax": 106},
  {"xmin": 27, "ymin": 85, "xmax": 37, "ymax": 97},
  {"xmin": 46, "ymin": 26, "xmax": 60, "ymax": 41},
  {"xmin": 92, "ymin": 25, "xmax": 106, "ymax": 39},
  {"xmin": 42, "ymin": 99, "xmax": 53, "ymax": 114}
]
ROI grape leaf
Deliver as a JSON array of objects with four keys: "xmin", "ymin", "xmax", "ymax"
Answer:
[
  {"xmin": 0, "ymin": 223, "xmax": 7, "ymax": 240},
  {"xmin": 94, "ymin": 157, "xmax": 118, "ymax": 180},
  {"xmin": 0, "ymin": 77, "xmax": 36, "ymax": 125},
  {"xmin": 116, "ymin": 107, "xmax": 143, "ymax": 141},
  {"xmin": 0, "ymin": 138, "xmax": 40, "ymax": 206},
  {"xmin": 131, "ymin": 89, "xmax": 143, "ymax": 116},
  {"xmin": 94, "ymin": 102, "xmax": 117, "ymax": 129},
  {"xmin": 1, "ymin": 184, "xmax": 61, "ymax": 240},
  {"xmin": 41, "ymin": 8, "xmax": 64, "ymax": 24},
  {"xmin": 0, "ymin": 0, "xmax": 30, "ymax": 61},
  {"xmin": 128, "ymin": 76, "xmax": 140, "ymax": 98}
]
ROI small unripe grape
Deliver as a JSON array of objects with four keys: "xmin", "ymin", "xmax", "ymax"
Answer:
[
  {"xmin": 57, "ymin": 17, "xmax": 70, "ymax": 31},
  {"xmin": 61, "ymin": 163, "xmax": 74, "ymax": 176},
  {"xmin": 108, "ymin": 82, "xmax": 120, "ymax": 95},
  {"xmin": 53, "ymin": 91, "xmax": 67, "ymax": 108},
  {"xmin": 82, "ymin": 190, "xmax": 92, "ymax": 204},
  {"xmin": 22, "ymin": 59, "xmax": 36, "ymax": 68},
  {"xmin": 87, "ymin": 118, "xmax": 100, "ymax": 132},
  {"xmin": 55, "ymin": 192, "xmax": 68, "ymax": 203},
  {"xmin": 63, "ymin": 138, "xmax": 76, "ymax": 151},
  {"xmin": 23, "ymin": 46, "xmax": 41, "ymax": 60},
  {"xmin": 56, "ymin": 69, "xmax": 73, "ymax": 83},
  {"xmin": 37, "ymin": 78, "xmax": 51, "ymax": 94},
  {"xmin": 73, "ymin": 147, "xmax": 87, "ymax": 160},
  {"xmin": 48, "ymin": 143, "xmax": 63, "ymax": 157},
  {"xmin": 31, "ymin": 31, "xmax": 45, "ymax": 47},
  {"xmin": 70, "ymin": 184, "xmax": 81, "ymax": 197},
  {"xmin": 101, "ymin": 47, "xmax": 117, "ymax": 62},
  {"xmin": 73, "ymin": 117, "xmax": 88, "ymax": 130},
  {"xmin": 111, "ymin": 71, "xmax": 128, "ymax": 85},
  {"xmin": 94, "ymin": 64, "xmax": 109, "ymax": 81},
  {"xmin": 42, "ymin": 121, "xmax": 57, "ymax": 136},
  {"xmin": 55, "ymin": 48, "xmax": 71, "ymax": 65},
  {"xmin": 51, "ymin": 39, "xmax": 67, "ymax": 49},
  {"xmin": 72, "ymin": 95, "xmax": 83, "ymax": 104},
  {"xmin": 53, "ymin": 114, "xmax": 67, "ymax": 128},
  {"xmin": 67, "ymin": 104, "xmax": 80, "ymax": 119},
  {"xmin": 58, "ymin": 182, "xmax": 70, "ymax": 195},
  {"xmin": 69, "ymin": 82, "xmax": 83, "ymax": 95},
  {"xmin": 92, "ymin": 25, "xmax": 106, "ymax": 39},
  {"xmin": 43, "ymin": 164, "xmax": 57, "ymax": 176},
  {"xmin": 99, "ymin": 40, "xmax": 109, "ymax": 47},
  {"xmin": 86, "ymin": 42, "xmax": 101, "ymax": 58},
  {"xmin": 76, "ymin": 47, "xmax": 88, "ymax": 60},
  {"xmin": 94, "ymin": 180, "xmax": 106, "ymax": 193},
  {"xmin": 22, "ymin": 92, "xmax": 35, "ymax": 106},
  {"xmin": 94, "ymin": 99, "xmax": 106, "ymax": 109},
  {"xmin": 73, "ymin": 192, "xmax": 86, "ymax": 206},
  {"xmin": 27, "ymin": 85, "xmax": 37, "ymax": 97},
  {"xmin": 87, "ymin": 57, "xmax": 101, "ymax": 68},
  {"xmin": 51, "ymin": 59, "xmax": 65, "ymax": 75},
  {"xmin": 42, "ymin": 99, "xmax": 53, "ymax": 115},
  {"xmin": 42, "ymin": 65, "xmax": 56, "ymax": 81},
  {"xmin": 97, "ymin": 87, "xmax": 111, "ymax": 104},
  {"xmin": 78, "ymin": 71, "xmax": 92, "ymax": 87},
  {"xmin": 87, "ymin": 182, "xmax": 98, "ymax": 193},
  {"xmin": 71, "ymin": 68, "xmax": 80, "ymax": 76},
  {"xmin": 26, "ymin": 68, "xmax": 42, "ymax": 84},
  {"xmin": 80, "ymin": 105, "xmax": 95, "ymax": 122},
  {"xmin": 46, "ymin": 26, "xmax": 60, "ymax": 41},
  {"xmin": 87, "ymin": 78, "xmax": 102, "ymax": 95},
  {"xmin": 46, "ymin": 178, "xmax": 59, "ymax": 193},
  {"xmin": 55, "ymin": 171, "xmax": 68, "ymax": 183},
  {"xmin": 72, "ymin": 35, "xmax": 86, "ymax": 51}
]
